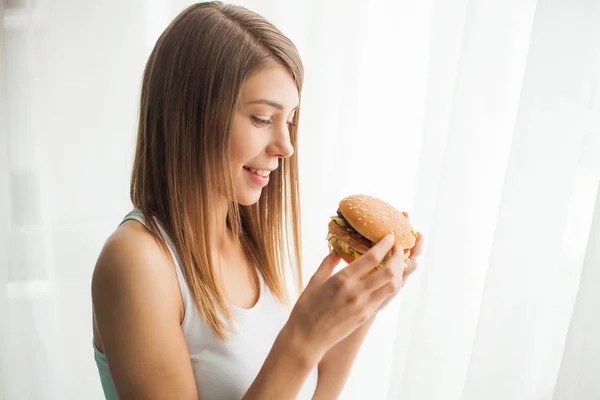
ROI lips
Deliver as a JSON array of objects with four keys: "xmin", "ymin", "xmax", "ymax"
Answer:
[{"xmin": 243, "ymin": 166, "xmax": 272, "ymax": 177}]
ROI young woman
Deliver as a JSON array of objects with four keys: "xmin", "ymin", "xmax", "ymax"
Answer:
[{"xmin": 91, "ymin": 2, "xmax": 424, "ymax": 399}]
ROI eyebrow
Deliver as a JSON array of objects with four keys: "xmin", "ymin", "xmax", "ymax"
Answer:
[{"xmin": 246, "ymin": 99, "xmax": 300, "ymax": 111}]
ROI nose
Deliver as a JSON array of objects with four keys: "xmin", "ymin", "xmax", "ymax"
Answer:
[{"xmin": 267, "ymin": 123, "xmax": 294, "ymax": 159}]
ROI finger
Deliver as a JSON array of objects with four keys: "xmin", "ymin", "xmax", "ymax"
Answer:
[
  {"xmin": 311, "ymin": 252, "xmax": 341, "ymax": 283},
  {"xmin": 402, "ymin": 211, "xmax": 409, "ymax": 219},
  {"xmin": 409, "ymin": 232, "xmax": 425, "ymax": 258},
  {"xmin": 403, "ymin": 258, "xmax": 418, "ymax": 281},
  {"xmin": 360, "ymin": 244, "xmax": 405, "ymax": 292},
  {"xmin": 345, "ymin": 234, "xmax": 397, "ymax": 277},
  {"xmin": 367, "ymin": 253, "xmax": 405, "ymax": 305}
]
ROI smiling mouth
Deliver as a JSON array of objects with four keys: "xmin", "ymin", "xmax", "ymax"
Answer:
[{"xmin": 243, "ymin": 166, "xmax": 272, "ymax": 178}]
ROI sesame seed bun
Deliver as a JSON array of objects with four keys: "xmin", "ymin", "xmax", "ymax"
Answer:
[
  {"xmin": 327, "ymin": 194, "xmax": 418, "ymax": 261},
  {"xmin": 339, "ymin": 194, "xmax": 417, "ymax": 250}
]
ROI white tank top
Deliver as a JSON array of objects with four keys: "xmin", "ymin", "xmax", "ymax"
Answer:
[{"xmin": 124, "ymin": 210, "xmax": 318, "ymax": 399}]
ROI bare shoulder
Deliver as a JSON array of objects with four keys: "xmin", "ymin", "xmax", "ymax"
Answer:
[
  {"xmin": 91, "ymin": 220, "xmax": 196, "ymax": 398},
  {"xmin": 92, "ymin": 219, "xmax": 182, "ymax": 323},
  {"xmin": 94, "ymin": 220, "xmax": 172, "ymax": 280}
]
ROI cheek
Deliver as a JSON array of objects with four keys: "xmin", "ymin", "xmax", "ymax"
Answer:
[
  {"xmin": 230, "ymin": 136, "xmax": 263, "ymax": 165},
  {"xmin": 229, "ymin": 139, "xmax": 255, "ymax": 168},
  {"xmin": 228, "ymin": 115, "xmax": 266, "ymax": 166},
  {"xmin": 228, "ymin": 142, "xmax": 244, "ymax": 166},
  {"xmin": 228, "ymin": 126, "xmax": 248, "ymax": 165}
]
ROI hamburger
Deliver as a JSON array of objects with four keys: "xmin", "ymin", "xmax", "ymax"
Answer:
[{"xmin": 326, "ymin": 194, "xmax": 418, "ymax": 267}]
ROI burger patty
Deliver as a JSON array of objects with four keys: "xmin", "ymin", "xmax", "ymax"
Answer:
[{"xmin": 336, "ymin": 209, "xmax": 375, "ymax": 249}]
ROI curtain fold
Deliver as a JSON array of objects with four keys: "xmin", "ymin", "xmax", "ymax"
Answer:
[
  {"xmin": 387, "ymin": 0, "xmax": 600, "ymax": 399},
  {"xmin": 554, "ymin": 180, "xmax": 600, "ymax": 400}
]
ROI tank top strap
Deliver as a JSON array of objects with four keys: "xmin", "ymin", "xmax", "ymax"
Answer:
[{"xmin": 120, "ymin": 208, "xmax": 145, "ymax": 224}]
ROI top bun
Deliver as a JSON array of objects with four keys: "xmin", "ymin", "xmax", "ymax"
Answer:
[{"xmin": 338, "ymin": 194, "xmax": 417, "ymax": 250}]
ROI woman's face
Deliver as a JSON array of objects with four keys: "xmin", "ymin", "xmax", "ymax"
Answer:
[{"xmin": 228, "ymin": 65, "xmax": 299, "ymax": 206}]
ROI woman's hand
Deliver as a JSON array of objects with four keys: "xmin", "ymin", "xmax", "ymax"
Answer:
[{"xmin": 284, "ymin": 234, "xmax": 406, "ymax": 361}]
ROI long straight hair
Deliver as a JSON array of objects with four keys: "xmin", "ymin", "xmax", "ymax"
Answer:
[{"xmin": 130, "ymin": 2, "xmax": 304, "ymax": 340}]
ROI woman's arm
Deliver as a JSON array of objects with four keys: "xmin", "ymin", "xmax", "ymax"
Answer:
[
  {"xmin": 242, "ymin": 323, "xmax": 320, "ymax": 400},
  {"xmin": 312, "ymin": 232, "xmax": 425, "ymax": 399},
  {"xmin": 312, "ymin": 316, "xmax": 376, "ymax": 399},
  {"xmin": 92, "ymin": 223, "xmax": 199, "ymax": 399}
]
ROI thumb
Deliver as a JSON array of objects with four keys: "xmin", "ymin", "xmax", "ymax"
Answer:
[{"xmin": 311, "ymin": 251, "xmax": 341, "ymax": 283}]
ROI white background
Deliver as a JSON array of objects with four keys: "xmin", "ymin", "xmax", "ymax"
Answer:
[{"xmin": 1, "ymin": 0, "xmax": 599, "ymax": 399}]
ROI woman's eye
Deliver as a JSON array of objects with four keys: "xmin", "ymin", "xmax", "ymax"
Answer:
[{"xmin": 251, "ymin": 116, "xmax": 272, "ymax": 127}]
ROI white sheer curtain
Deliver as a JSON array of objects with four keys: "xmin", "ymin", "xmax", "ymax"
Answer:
[{"xmin": 1, "ymin": 1, "xmax": 598, "ymax": 399}]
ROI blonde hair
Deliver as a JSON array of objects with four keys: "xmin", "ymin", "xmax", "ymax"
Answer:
[{"xmin": 130, "ymin": 1, "xmax": 304, "ymax": 340}]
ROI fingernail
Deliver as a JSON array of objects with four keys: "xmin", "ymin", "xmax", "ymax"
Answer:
[{"xmin": 386, "ymin": 234, "xmax": 395, "ymax": 243}]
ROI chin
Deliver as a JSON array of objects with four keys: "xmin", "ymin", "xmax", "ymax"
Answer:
[{"xmin": 235, "ymin": 189, "xmax": 263, "ymax": 206}]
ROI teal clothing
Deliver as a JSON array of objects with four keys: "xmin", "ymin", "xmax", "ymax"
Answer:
[{"xmin": 94, "ymin": 342, "xmax": 119, "ymax": 400}]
